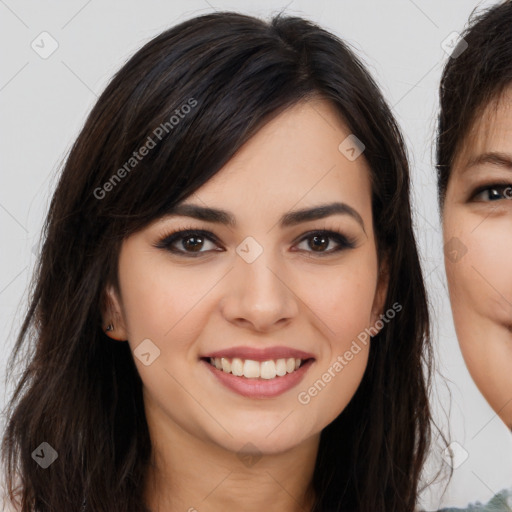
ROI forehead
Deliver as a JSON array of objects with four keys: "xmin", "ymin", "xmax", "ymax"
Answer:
[
  {"xmin": 192, "ymin": 98, "xmax": 373, "ymax": 207},
  {"xmin": 456, "ymin": 87, "xmax": 512, "ymax": 166}
]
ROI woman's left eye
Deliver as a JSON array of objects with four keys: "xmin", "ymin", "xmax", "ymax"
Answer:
[
  {"xmin": 471, "ymin": 184, "xmax": 512, "ymax": 202},
  {"xmin": 154, "ymin": 229, "xmax": 356, "ymax": 257},
  {"xmin": 293, "ymin": 230, "xmax": 356, "ymax": 255}
]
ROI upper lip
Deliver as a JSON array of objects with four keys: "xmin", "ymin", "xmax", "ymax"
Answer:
[{"xmin": 202, "ymin": 346, "xmax": 315, "ymax": 361}]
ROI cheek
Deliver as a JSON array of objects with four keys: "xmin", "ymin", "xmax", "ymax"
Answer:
[
  {"xmin": 470, "ymin": 227, "xmax": 512, "ymax": 313},
  {"xmin": 444, "ymin": 207, "xmax": 512, "ymax": 426},
  {"xmin": 292, "ymin": 249, "xmax": 379, "ymax": 340},
  {"xmin": 294, "ymin": 252, "xmax": 378, "ymax": 411},
  {"xmin": 117, "ymin": 245, "xmax": 219, "ymax": 353},
  {"xmin": 444, "ymin": 213, "xmax": 512, "ymax": 327},
  {"xmin": 312, "ymin": 273, "xmax": 377, "ymax": 342}
]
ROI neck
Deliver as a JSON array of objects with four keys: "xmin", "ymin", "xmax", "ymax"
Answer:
[{"xmin": 142, "ymin": 404, "xmax": 319, "ymax": 512}]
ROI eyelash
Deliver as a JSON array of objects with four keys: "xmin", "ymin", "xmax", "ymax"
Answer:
[
  {"xmin": 153, "ymin": 225, "xmax": 357, "ymax": 258},
  {"xmin": 470, "ymin": 182, "xmax": 512, "ymax": 202}
]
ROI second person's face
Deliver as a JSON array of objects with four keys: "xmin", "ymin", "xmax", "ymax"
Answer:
[{"xmin": 443, "ymin": 88, "xmax": 512, "ymax": 428}]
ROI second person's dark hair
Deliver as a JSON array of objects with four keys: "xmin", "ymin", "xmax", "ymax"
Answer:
[{"xmin": 437, "ymin": 0, "xmax": 512, "ymax": 206}]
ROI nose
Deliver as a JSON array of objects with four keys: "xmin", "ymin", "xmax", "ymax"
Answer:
[{"xmin": 220, "ymin": 247, "xmax": 299, "ymax": 333}]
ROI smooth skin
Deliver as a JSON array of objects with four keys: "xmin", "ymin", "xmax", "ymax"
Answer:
[
  {"xmin": 103, "ymin": 98, "xmax": 388, "ymax": 512},
  {"xmin": 443, "ymin": 87, "xmax": 512, "ymax": 429}
]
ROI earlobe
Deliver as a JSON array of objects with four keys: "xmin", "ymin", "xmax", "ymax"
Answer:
[{"xmin": 101, "ymin": 284, "xmax": 128, "ymax": 341}]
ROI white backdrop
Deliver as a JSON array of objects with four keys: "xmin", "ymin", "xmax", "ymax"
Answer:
[{"xmin": 1, "ymin": 1, "xmax": 511, "ymax": 509}]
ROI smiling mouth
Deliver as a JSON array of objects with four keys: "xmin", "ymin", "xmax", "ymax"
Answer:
[{"xmin": 201, "ymin": 357, "xmax": 313, "ymax": 379}]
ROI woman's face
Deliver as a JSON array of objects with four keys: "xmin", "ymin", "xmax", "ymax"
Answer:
[
  {"xmin": 107, "ymin": 98, "xmax": 387, "ymax": 456},
  {"xmin": 443, "ymin": 88, "xmax": 512, "ymax": 428}
]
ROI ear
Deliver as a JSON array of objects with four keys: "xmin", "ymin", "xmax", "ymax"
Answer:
[
  {"xmin": 101, "ymin": 283, "xmax": 128, "ymax": 341},
  {"xmin": 369, "ymin": 257, "xmax": 390, "ymax": 333}
]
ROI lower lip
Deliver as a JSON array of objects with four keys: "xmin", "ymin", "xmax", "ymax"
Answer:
[{"xmin": 201, "ymin": 359, "xmax": 314, "ymax": 398}]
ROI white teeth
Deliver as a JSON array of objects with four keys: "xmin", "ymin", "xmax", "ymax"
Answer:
[
  {"xmin": 231, "ymin": 358, "xmax": 244, "ymax": 376},
  {"xmin": 275, "ymin": 359, "xmax": 287, "ymax": 376},
  {"xmin": 221, "ymin": 357, "xmax": 231, "ymax": 373},
  {"xmin": 208, "ymin": 356, "xmax": 307, "ymax": 379},
  {"xmin": 243, "ymin": 359, "xmax": 260, "ymax": 378},
  {"xmin": 260, "ymin": 360, "xmax": 276, "ymax": 379}
]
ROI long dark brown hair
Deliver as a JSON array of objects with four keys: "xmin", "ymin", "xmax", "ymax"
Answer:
[{"xmin": 2, "ymin": 11, "xmax": 433, "ymax": 511}]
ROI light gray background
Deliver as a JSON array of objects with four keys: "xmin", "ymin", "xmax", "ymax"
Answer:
[{"xmin": 1, "ymin": 1, "xmax": 511, "ymax": 510}]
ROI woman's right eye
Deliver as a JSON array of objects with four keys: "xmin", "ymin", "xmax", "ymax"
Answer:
[
  {"xmin": 154, "ymin": 229, "xmax": 222, "ymax": 256},
  {"xmin": 471, "ymin": 184, "xmax": 512, "ymax": 202}
]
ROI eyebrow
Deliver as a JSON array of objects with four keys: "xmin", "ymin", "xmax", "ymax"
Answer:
[
  {"xmin": 163, "ymin": 201, "xmax": 366, "ymax": 232},
  {"xmin": 465, "ymin": 151, "xmax": 512, "ymax": 172}
]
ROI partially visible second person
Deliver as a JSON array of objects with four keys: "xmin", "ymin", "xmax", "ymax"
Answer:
[{"xmin": 437, "ymin": 1, "xmax": 512, "ymax": 510}]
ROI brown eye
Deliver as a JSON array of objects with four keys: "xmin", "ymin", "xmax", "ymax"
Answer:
[
  {"xmin": 472, "ymin": 184, "xmax": 512, "ymax": 202},
  {"xmin": 154, "ymin": 228, "xmax": 356, "ymax": 258},
  {"xmin": 181, "ymin": 234, "xmax": 206, "ymax": 252},
  {"xmin": 294, "ymin": 230, "xmax": 356, "ymax": 255},
  {"xmin": 154, "ymin": 229, "xmax": 221, "ymax": 256},
  {"xmin": 309, "ymin": 234, "xmax": 329, "ymax": 252}
]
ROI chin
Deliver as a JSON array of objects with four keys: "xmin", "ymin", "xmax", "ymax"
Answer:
[{"xmin": 209, "ymin": 418, "xmax": 315, "ymax": 456}]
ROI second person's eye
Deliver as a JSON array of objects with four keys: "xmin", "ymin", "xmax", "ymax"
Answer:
[{"xmin": 472, "ymin": 184, "xmax": 512, "ymax": 202}]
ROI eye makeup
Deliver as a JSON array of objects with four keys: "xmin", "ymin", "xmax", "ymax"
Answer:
[{"xmin": 152, "ymin": 224, "xmax": 358, "ymax": 258}]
